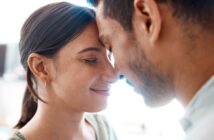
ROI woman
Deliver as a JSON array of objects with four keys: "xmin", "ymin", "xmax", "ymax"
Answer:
[{"xmin": 8, "ymin": 2, "xmax": 118, "ymax": 140}]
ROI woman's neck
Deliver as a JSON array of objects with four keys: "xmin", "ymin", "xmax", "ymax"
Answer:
[{"xmin": 20, "ymin": 104, "xmax": 96, "ymax": 140}]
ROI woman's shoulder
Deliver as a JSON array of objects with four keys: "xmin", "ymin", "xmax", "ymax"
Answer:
[
  {"xmin": 86, "ymin": 113, "xmax": 109, "ymax": 125},
  {"xmin": 86, "ymin": 113, "xmax": 118, "ymax": 140},
  {"xmin": 7, "ymin": 130, "xmax": 27, "ymax": 140}
]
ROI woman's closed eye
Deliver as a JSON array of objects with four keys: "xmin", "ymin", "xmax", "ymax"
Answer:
[{"xmin": 84, "ymin": 58, "xmax": 97, "ymax": 64}]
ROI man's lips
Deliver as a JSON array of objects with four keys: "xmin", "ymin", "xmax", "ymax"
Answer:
[{"xmin": 90, "ymin": 88, "xmax": 110, "ymax": 96}]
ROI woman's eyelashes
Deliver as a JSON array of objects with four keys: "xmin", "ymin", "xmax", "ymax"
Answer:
[{"xmin": 84, "ymin": 58, "xmax": 98, "ymax": 65}]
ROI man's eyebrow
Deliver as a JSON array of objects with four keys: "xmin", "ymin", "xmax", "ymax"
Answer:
[
  {"xmin": 99, "ymin": 35, "xmax": 112, "ymax": 52},
  {"xmin": 99, "ymin": 35, "xmax": 105, "ymax": 47},
  {"xmin": 98, "ymin": 38, "xmax": 105, "ymax": 47},
  {"xmin": 78, "ymin": 47, "xmax": 101, "ymax": 54},
  {"xmin": 99, "ymin": 35, "xmax": 104, "ymax": 41}
]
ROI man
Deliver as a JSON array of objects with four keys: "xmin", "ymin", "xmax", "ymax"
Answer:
[{"xmin": 87, "ymin": 0, "xmax": 214, "ymax": 139}]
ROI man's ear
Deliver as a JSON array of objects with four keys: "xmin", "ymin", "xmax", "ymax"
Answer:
[
  {"xmin": 133, "ymin": 0, "xmax": 162, "ymax": 42},
  {"xmin": 27, "ymin": 53, "xmax": 51, "ymax": 84}
]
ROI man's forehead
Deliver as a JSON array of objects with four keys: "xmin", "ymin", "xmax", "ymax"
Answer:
[
  {"xmin": 96, "ymin": 4, "xmax": 109, "ymax": 38},
  {"xmin": 96, "ymin": 17, "xmax": 113, "ymax": 42},
  {"xmin": 96, "ymin": 0, "xmax": 104, "ymax": 19},
  {"xmin": 95, "ymin": 1, "xmax": 120, "ymax": 40},
  {"xmin": 97, "ymin": 26, "xmax": 107, "ymax": 44}
]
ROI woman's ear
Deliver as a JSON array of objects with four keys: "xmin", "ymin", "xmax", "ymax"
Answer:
[
  {"xmin": 27, "ymin": 53, "xmax": 50, "ymax": 83},
  {"xmin": 133, "ymin": 0, "xmax": 162, "ymax": 42}
]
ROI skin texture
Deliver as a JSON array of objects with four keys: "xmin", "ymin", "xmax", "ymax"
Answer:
[
  {"xmin": 20, "ymin": 23, "xmax": 118, "ymax": 140},
  {"xmin": 96, "ymin": 0, "xmax": 214, "ymax": 107}
]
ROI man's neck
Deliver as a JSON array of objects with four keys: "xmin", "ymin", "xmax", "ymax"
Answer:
[{"xmin": 174, "ymin": 32, "xmax": 214, "ymax": 107}]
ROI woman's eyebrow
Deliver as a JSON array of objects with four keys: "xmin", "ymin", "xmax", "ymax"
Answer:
[{"xmin": 78, "ymin": 47, "xmax": 101, "ymax": 54}]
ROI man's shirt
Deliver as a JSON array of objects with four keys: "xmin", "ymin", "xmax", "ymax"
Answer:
[{"xmin": 180, "ymin": 76, "xmax": 214, "ymax": 140}]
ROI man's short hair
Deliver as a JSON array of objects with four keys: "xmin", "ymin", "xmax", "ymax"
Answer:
[
  {"xmin": 88, "ymin": 0, "xmax": 214, "ymax": 32},
  {"xmin": 88, "ymin": 0, "xmax": 134, "ymax": 31}
]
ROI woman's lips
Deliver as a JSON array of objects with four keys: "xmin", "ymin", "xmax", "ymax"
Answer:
[{"xmin": 90, "ymin": 88, "xmax": 110, "ymax": 96}]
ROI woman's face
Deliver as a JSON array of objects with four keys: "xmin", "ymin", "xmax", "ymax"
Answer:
[{"xmin": 47, "ymin": 23, "xmax": 117, "ymax": 112}]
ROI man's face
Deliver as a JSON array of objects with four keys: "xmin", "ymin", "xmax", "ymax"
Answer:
[{"xmin": 96, "ymin": 2, "xmax": 175, "ymax": 107}]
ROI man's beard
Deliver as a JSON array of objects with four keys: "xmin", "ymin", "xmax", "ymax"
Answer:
[{"xmin": 127, "ymin": 43, "xmax": 175, "ymax": 107}]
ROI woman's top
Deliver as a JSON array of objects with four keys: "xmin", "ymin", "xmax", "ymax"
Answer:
[{"xmin": 7, "ymin": 114, "xmax": 118, "ymax": 140}]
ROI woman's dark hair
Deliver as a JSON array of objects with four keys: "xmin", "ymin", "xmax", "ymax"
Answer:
[{"xmin": 15, "ymin": 2, "xmax": 95, "ymax": 129}]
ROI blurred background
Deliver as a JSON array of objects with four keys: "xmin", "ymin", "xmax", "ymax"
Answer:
[{"xmin": 0, "ymin": 0, "xmax": 185, "ymax": 139}]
